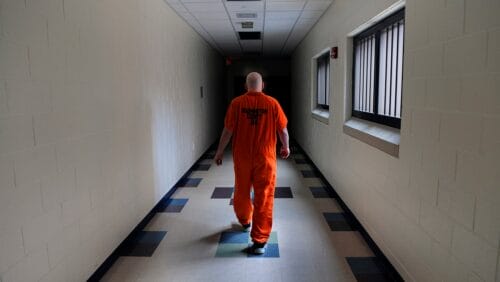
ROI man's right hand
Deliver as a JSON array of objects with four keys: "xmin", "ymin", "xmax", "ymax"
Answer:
[
  {"xmin": 280, "ymin": 146, "xmax": 290, "ymax": 159},
  {"xmin": 214, "ymin": 151, "xmax": 223, "ymax": 165}
]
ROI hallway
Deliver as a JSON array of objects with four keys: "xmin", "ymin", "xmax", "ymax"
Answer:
[
  {"xmin": 1, "ymin": 0, "xmax": 499, "ymax": 281},
  {"xmin": 99, "ymin": 146, "xmax": 398, "ymax": 282}
]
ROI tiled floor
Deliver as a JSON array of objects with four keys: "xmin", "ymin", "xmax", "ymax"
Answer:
[{"xmin": 100, "ymin": 146, "xmax": 400, "ymax": 282}]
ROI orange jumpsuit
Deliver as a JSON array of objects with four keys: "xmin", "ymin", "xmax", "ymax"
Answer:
[{"xmin": 224, "ymin": 91, "xmax": 288, "ymax": 244}]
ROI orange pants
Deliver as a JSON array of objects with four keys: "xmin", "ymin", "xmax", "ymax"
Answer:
[{"xmin": 233, "ymin": 157, "xmax": 276, "ymax": 244}]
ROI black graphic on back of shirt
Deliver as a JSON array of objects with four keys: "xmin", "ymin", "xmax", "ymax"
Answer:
[{"xmin": 242, "ymin": 108, "xmax": 268, "ymax": 126}]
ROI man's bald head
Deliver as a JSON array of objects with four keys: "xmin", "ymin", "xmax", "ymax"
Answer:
[{"xmin": 246, "ymin": 72, "xmax": 264, "ymax": 92}]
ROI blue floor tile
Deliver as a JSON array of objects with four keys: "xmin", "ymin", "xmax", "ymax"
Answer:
[
  {"xmin": 247, "ymin": 243, "xmax": 279, "ymax": 258},
  {"xmin": 219, "ymin": 231, "xmax": 249, "ymax": 244},
  {"xmin": 157, "ymin": 198, "xmax": 188, "ymax": 213},
  {"xmin": 166, "ymin": 198, "xmax": 188, "ymax": 206}
]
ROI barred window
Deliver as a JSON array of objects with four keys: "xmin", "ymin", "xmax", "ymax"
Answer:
[{"xmin": 352, "ymin": 8, "xmax": 405, "ymax": 129}]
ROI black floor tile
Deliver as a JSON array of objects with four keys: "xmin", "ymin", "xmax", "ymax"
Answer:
[
  {"xmin": 211, "ymin": 187, "xmax": 234, "ymax": 199},
  {"xmin": 310, "ymin": 186, "xmax": 335, "ymax": 198},
  {"xmin": 346, "ymin": 257, "xmax": 392, "ymax": 282},
  {"xmin": 301, "ymin": 170, "xmax": 321, "ymax": 178},
  {"xmin": 275, "ymin": 187, "xmax": 293, "ymax": 198},
  {"xmin": 354, "ymin": 274, "xmax": 392, "ymax": 282},
  {"xmin": 192, "ymin": 164, "xmax": 211, "ymax": 171},
  {"xmin": 202, "ymin": 152, "xmax": 215, "ymax": 160},
  {"xmin": 323, "ymin": 213, "xmax": 358, "ymax": 231},
  {"xmin": 177, "ymin": 178, "xmax": 202, "ymax": 187},
  {"xmin": 120, "ymin": 231, "xmax": 167, "ymax": 257},
  {"xmin": 294, "ymin": 158, "xmax": 308, "ymax": 164}
]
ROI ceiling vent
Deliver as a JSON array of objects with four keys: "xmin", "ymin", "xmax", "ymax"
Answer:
[
  {"xmin": 236, "ymin": 12, "xmax": 257, "ymax": 19},
  {"xmin": 241, "ymin": 22, "xmax": 253, "ymax": 29},
  {"xmin": 239, "ymin": 32, "xmax": 261, "ymax": 40}
]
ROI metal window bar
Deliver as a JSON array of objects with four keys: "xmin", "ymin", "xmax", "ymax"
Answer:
[
  {"xmin": 369, "ymin": 35, "xmax": 375, "ymax": 113},
  {"xmin": 352, "ymin": 8, "xmax": 405, "ymax": 129},
  {"xmin": 379, "ymin": 19, "xmax": 404, "ymax": 119},
  {"xmin": 354, "ymin": 43, "xmax": 361, "ymax": 111},
  {"xmin": 396, "ymin": 21, "xmax": 404, "ymax": 118}
]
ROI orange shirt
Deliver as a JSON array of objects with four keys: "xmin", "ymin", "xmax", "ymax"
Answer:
[{"xmin": 224, "ymin": 91, "xmax": 288, "ymax": 162}]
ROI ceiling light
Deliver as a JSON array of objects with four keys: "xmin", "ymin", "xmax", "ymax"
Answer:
[{"xmin": 241, "ymin": 22, "xmax": 254, "ymax": 28}]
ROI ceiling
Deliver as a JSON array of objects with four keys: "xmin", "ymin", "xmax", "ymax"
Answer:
[{"xmin": 164, "ymin": 0, "xmax": 333, "ymax": 57}]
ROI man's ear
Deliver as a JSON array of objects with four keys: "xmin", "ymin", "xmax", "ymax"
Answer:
[
  {"xmin": 244, "ymin": 83, "xmax": 248, "ymax": 90},
  {"xmin": 262, "ymin": 81, "xmax": 265, "ymax": 90}
]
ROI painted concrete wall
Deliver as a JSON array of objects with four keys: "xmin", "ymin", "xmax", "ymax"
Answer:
[
  {"xmin": 0, "ymin": 0, "xmax": 224, "ymax": 280},
  {"xmin": 290, "ymin": 0, "xmax": 500, "ymax": 281}
]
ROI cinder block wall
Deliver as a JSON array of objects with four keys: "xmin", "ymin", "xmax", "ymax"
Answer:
[
  {"xmin": 290, "ymin": 0, "xmax": 499, "ymax": 281},
  {"xmin": 0, "ymin": 0, "xmax": 224, "ymax": 280}
]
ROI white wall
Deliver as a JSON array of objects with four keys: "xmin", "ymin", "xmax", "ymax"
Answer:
[
  {"xmin": 0, "ymin": 0, "xmax": 224, "ymax": 281},
  {"xmin": 291, "ymin": 0, "xmax": 500, "ymax": 281}
]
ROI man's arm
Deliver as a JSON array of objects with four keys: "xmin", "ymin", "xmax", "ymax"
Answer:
[
  {"xmin": 214, "ymin": 128, "xmax": 233, "ymax": 165},
  {"xmin": 278, "ymin": 127, "xmax": 290, "ymax": 159}
]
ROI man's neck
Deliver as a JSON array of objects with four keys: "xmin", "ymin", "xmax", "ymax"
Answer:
[{"xmin": 246, "ymin": 90, "xmax": 262, "ymax": 95}]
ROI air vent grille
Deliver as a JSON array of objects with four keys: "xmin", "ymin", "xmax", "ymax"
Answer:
[{"xmin": 236, "ymin": 13, "xmax": 257, "ymax": 19}]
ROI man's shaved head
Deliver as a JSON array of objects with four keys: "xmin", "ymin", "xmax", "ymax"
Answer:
[{"xmin": 246, "ymin": 72, "xmax": 264, "ymax": 92}]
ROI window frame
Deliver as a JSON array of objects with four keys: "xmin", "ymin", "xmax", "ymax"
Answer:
[
  {"xmin": 316, "ymin": 52, "xmax": 330, "ymax": 110},
  {"xmin": 351, "ymin": 8, "xmax": 405, "ymax": 129}
]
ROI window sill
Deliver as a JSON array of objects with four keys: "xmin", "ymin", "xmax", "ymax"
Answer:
[
  {"xmin": 343, "ymin": 117, "xmax": 400, "ymax": 157},
  {"xmin": 311, "ymin": 108, "xmax": 330, "ymax": 124}
]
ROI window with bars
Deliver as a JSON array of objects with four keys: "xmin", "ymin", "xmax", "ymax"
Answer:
[
  {"xmin": 352, "ymin": 8, "xmax": 405, "ymax": 129},
  {"xmin": 316, "ymin": 53, "xmax": 330, "ymax": 110}
]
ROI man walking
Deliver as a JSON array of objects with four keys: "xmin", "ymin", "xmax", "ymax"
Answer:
[{"xmin": 214, "ymin": 72, "xmax": 290, "ymax": 255}]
